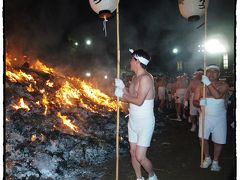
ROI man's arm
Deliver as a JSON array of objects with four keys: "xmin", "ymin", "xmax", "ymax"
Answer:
[
  {"xmin": 193, "ymin": 85, "xmax": 202, "ymax": 108},
  {"xmin": 184, "ymin": 81, "xmax": 192, "ymax": 101},
  {"xmin": 123, "ymin": 75, "xmax": 151, "ymax": 106},
  {"xmin": 206, "ymin": 82, "xmax": 229, "ymax": 99}
]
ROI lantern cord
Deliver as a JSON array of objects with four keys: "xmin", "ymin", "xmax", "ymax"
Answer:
[
  {"xmin": 103, "ymin": 19, "xmax": 108, "ymax": 37},
  {"xmin": 200, "ymin": 3, "xmax": 208, "ymax": 168},
  {"xmin": 116, "ymin": 0, "xmax": 120, "ymax": 179}
]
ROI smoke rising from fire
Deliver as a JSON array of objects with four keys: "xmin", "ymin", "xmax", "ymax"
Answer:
[{"xmin": 5, "ymin": 0, "xmax": 234, "ymax": 76}]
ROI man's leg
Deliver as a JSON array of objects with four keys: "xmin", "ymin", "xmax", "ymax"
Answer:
[
  {"xmin": 135, "ymin": 145, "xmax": 154, "ymax": 177},
  {"xmin": 190, "ymin": 115, "xmax": 197, "ymax": 131},
  {"xmin": 176, "ymin": 103, "xmax": 182, "ymax": 119},
  {"xmin": 130, "ymin": 143, "xmax": 142, "ymax": 179},
  {"xmin": 213, "ymin": 143, "xmax": 223, "ymax": 161}
]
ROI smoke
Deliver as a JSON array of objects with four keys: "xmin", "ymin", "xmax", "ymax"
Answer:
[{"xmin": 5, "ymin": 0, "xmax": 235, "ymax": 76}]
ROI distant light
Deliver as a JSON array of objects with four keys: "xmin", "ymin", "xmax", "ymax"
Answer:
[
  {"xmin": 104, "ymin": 75, "xmax": 108, "ymax": 79},
  {"xmin": 86, "ymin": 39, "xmax": 92, "ymax": 46},
  {"xmin": 74, "ymin": 42, "xmax": 78, "ymax": 46},
  {"xmin": 205, "ymin": 39, "xmax": 226, "ymax": 54},
  {"xmin": 85, "ymin": 72, "xmax": 91, "ymax": 77},
  {"xmin": 172, "ymin": 48, "xmax": 178, "ymax": 54},
  {"xmin": 223, "ymin": 53, "xmax": 228, "ymax": 69}
]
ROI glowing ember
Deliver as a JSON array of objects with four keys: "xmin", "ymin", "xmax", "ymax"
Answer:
[
  {"xmin": 40, "ymin": 133, "xmax": 46, "ymax": 142},
  {"xmin": 42, "ymin": 94, "xmax": 49, "ymax": 115},
  {"xmin": 31, "ymin": 134, "xmax": 37, "ymax": 142},
  {"xmin": 57, "ymin": 112, "xmax": 79, "ymax": 132},
  {"xmin": 12, "ymin": 98, "xmax": 30, "ymax": 111},
  {"xmin": 39, "ymin": 89, "xmax": 45, "ymax": 94},
  {"xmin": 26, "ymin": 84, "xmax": 34, "ymax": 92},
  {"xmin": 46, "ymin": 80, "xmax": 54, "ymax": 87}
]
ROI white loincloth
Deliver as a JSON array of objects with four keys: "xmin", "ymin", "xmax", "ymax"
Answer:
[
  {"xmin": 128, "ymin": 100, "xmax": 155, "ymax": 147},
  {"xmin": 175, "ymin": 88, "xmax": 186, "ymax": 104},
  {"xmin": 198, "ymin": 98, "xmax": 227, "ymax": 144},
  {"xmin": 190, "ymin": 93, "xmax": 199, "ymax": 116},
  {"xmin": 158, "ymin": 87, "xmax": 166, "ymax": 100}
]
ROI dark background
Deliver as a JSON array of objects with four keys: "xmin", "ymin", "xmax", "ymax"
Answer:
[{"xmin": 4, "ymin": 0, "xmax": 236, "ymax": 78}]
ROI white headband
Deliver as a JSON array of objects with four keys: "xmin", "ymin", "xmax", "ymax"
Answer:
[
  {"xmin": 129, "ymin": 48, "xmax": 149, "ymax": 65},
  {"xmin": 206, "ymin": 65, "xmax": 220, "ymax": 71},
  {"xmin": 193, "ymin": 70, "xmax": 203, "ymax": 75}
]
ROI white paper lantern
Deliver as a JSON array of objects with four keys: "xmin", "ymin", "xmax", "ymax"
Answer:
[
  {"xmin": 89, "ymin": 0, "xmax": 118, "ymax": 20},
  {"xmin": 178, "ymin": 0, "xmax": 209, "ymax": 21},
  {"xmin": 89, "ymin": 0, "xmax": 119, "ymax": 36}
]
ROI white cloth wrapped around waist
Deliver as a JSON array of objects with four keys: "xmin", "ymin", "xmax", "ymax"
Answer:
[
  {"xmin": 176, "ymin": 88, "xmax": 186, "ymax": 97},
  {"xmin": 129, "ymin": 100, "xmax": 154, "ymax": 115},
  {"xmin": 201, "ymin": 98, "xmax": 226, "ymax": 117},
  {"xmin": 129, "ymin": 99, "xmax": 155, "ymax": 127}
]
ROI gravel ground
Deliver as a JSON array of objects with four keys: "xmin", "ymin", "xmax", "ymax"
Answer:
[{"xmin": 101, "ymin": 109, "xmax": 236, "ymax": 180}]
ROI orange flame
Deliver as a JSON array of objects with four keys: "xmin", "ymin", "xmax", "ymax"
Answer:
[
  {"xmin": 39, "ymin": 89, "xmax": 45, "ymax": 94},
  {"xmin": 31, "ymin": 134, "xmax": 37, "ymax": 142},
  {"xmin": 6, "ymin": 69, "xmax": 35, "ymax": 83},
  {"xmin": 6, "ymin": 53, "xmax": 122, "ymax": 115},
  {"xmin": 12, "ymin": 98, "xmax": 30, "ymax": 111},
  {"xmin": 30, "ymin": 60, "xmax": 54, "ymax": 74},
  {"xmin": 42, "ymin": 94, "xmax": 49, "ymax": 115},
  {"xmin": 79, "ymin": 81, "xmax": 120, "ymax": 111},
  {"xmin": 6, "ymin": 54, "xmax": 12, "ymax": 67},
  {"xmin": 57, "ymin": 112, "xmax": 79, "ymax": 132},
  {"xmin": 46, "ymin": 80, "xmax": 54, "ymax": 87},
  {"xmin": 26, "ymin": 84, "xmax": 34, "ymax": 92},
  {"xmin": 56, "ymin": 81, "xmax": 80, "ymax": 106}
]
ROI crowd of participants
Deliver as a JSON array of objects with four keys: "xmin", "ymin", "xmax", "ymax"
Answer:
[
  {"xmin": 153, "ymin": 66, "xmax": 235, "ymax": 172},
  {"xmin": 117, "ymin": 51, "xmax": 236, "ymax": 180},
  {"xmin": 115, "ymin": 49, "xmax": 235, "ymax": 180}
]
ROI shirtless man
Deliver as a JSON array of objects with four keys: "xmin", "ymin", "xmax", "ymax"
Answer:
[
  {"xmin": 175, "ymin": 73, "xmax": 189, "ymax": 121},
  {"xmin": 184, "ymin": 69, "xmax": 203, "ymax": 132},
  {"xmin": 193, "ymin": 64, "xmax": 229, "ymax": 171},
  {"xmin": 157, "ymin": 75, "xmax": 167, "ymax": 113},
  {"xmin": 115, "ymin": 49, "xmax": 158, "ymax": 180},
  {"xmin": 166, "ymin": 77, "xmax": 174, "ymax": 110}
]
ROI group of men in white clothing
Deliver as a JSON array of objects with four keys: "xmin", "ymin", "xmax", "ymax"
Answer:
[
  {"xmin": 155, "ymin": 65, "xmax": 229, "ymax": 172},
  {"xmin": 114, "ymin": 48, "xmax": 230, "ymax": 179}
]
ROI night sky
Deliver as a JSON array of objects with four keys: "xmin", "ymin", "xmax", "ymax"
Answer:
[{"xmin": 4, "ymin": 0, "xmax": 236, "ymax": 78}]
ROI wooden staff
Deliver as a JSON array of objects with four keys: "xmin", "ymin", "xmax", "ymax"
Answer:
[
  {"xmin": 116, "ymin": 0, "xmax": 120, "ymax": 179},
  {"xmin": 201, "ymin": 4, "xmax": 208, "ymax": 168}
]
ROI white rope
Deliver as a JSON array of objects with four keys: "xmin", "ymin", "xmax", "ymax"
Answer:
[{"xmin": 103, "ymin": 19, "xmax": 108, "ymax": 37}]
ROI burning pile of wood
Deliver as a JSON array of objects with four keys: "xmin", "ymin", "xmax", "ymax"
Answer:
[{"xmin": 5, "ymin": 54, "xmax": 128, "ymax": 179}]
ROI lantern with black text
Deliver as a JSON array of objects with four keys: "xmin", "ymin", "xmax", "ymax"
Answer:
[
  {"xmin": 89, "ymin": 0, "xmax": 119, "ymax": 36},
  {"xmin": 178, "ymin": 0, "xmax": 209, "ymax": 22}
]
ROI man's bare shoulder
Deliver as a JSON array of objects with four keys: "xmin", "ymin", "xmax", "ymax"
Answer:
[{"xmin": 139, "ymin": 73, "xmax": 153, "ymax": 83}]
